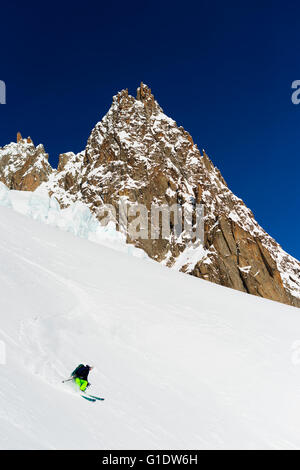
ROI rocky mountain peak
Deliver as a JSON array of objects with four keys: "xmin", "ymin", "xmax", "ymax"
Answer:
[
  {"xmin": 0, "ymin": 134, "xmax": 52, "ymax": 191},
  {"xmin": 1, "ymin": 85, "xmax": 299, "ymax": 308}
]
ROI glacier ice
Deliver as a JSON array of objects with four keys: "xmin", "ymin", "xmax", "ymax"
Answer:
[
  {"xmin": 0, "ymin": 182, "xmax": 12, "ymax": 208},
  {"xmin": 1, "ymin": 183, "xmax": 147, "ymax": 259}
]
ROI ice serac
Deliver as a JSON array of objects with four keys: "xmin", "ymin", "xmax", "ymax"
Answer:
[
  {"xmin": 0, "ymin": 133, "xmax": 52, "ymax": 191},
  {"xmin": 1, "ymin": 86, "xmax": 300, "ymax": 307}
]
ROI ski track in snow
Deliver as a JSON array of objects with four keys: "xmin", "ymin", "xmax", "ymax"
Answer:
[{"xmin": 0, "ymin": 205, "xmax": 300, "ymax": 449}]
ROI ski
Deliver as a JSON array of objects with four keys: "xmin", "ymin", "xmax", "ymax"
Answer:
[
  {"xmin": 81, "ymin": 392, "xmax": 104, "ymax": 401},
  {"xmin": 81, "ymin": 394, "xmax": 96, "ymax": 402},
  {"xmin": 86, "ymin": 394, "xmax": 105, "ymax": 401}
]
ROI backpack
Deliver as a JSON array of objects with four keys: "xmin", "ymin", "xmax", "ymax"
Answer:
[{"xmin": 71, "ymin": 364, "xmax": 84, "ymax": 377}]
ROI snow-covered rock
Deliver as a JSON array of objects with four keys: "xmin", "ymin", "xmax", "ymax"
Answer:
[{"xmin": 0, "ymin": 134, "xmax": 52, "ymax": 191}]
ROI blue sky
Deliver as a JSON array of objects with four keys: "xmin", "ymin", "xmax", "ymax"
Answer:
[{"xmin": 0, "ymin": 1, "xmax": 299, "ymax": 259}]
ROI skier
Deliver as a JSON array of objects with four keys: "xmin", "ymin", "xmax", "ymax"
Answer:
[{"xmin": 71, "ymin": 364, "xmax": 93, "ymax": 392}]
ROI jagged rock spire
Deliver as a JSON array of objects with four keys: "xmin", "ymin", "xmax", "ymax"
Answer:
[
  {"xmin": 136, "ymin": 82, "xmax": 157, "ymax": 115},
  {"xmin": 136, "ymin": 82, "xmax": 153, "ymax": 101},
  {"xmin": 16, "ymin": 133, "xmax": 33, "ymax": 145}
]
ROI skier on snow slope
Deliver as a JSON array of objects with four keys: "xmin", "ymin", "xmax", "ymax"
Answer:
[{"xmin": 71, "ymin": 364, "xmax": 93, "ymax": 391}]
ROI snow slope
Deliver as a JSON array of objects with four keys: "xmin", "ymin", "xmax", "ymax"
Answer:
[{"xmin": 0, "ymin": 203, "xmax": 300, "ymax": 449}]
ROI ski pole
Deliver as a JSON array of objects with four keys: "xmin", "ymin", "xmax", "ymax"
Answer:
[{"xmin": 62, "ymin": 377, "xmax": 74, "ymax": 383}]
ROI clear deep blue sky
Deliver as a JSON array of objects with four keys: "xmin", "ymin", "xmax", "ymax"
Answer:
[{"xmin": 0, "ymin": 1, "xmax": 299, "ymax": 259}]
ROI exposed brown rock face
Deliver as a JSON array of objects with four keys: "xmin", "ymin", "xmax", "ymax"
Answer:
[
  {"xmin": 0, "ymin": 134, "xmax": 52, "ymax": 191},
  {"xmin": 191, "ymin": 217, "xmax": 293, "ymax": 306},
  {"xmin": 1, "ymin": 86, "xmax": 299, "ymax": 307}
]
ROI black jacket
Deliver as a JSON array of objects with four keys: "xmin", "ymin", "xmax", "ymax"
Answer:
[{"xmin": 74, "ymin": 365, "xmax": 90, "ymax": 381}]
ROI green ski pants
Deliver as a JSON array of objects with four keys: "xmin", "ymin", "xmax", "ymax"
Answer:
[{"xmin": 75, "ymin": 378, "xmax": 88, "ymax": 391}]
